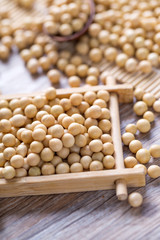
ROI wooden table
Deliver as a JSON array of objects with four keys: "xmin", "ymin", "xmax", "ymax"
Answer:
[{"xmin": 0, "ymin": 54, "xmax": 160, "ymax": 240}]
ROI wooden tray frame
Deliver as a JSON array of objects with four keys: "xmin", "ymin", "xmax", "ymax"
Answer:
[{"xmin": 0, "ymin": 83, "xmax": 145, "ymax": 199}]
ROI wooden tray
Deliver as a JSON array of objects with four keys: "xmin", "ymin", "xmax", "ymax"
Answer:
[
  {"xmin": 0, "ymin": 82, "xmax": 146, "ymax": 199},
  {"xmin": 0, "ymin": 1, "xmax": 146, "ymax": 199}
]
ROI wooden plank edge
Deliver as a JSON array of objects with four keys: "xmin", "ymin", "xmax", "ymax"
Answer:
[{"xmin": 0, "ymin": 168, "xmax": 145, "ymax": 197}]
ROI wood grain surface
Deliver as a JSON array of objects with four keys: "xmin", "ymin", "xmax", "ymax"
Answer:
[{"xmin": 0, "ymin": 54, "xmax": 160, "ymax": 240}]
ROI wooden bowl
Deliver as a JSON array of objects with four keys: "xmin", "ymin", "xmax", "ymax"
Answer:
[{"xmin": 48, "ymin": 0, "xmax": 95, "ymax": 42}]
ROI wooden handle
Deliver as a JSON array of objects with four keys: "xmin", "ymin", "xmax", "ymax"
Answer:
[
  {"xmin": 107, "ymin": 76, "xmax": 128, "ymax": 201},
  {"xmin": 116, "ymin": 179, "xmax": 128, "ymax": 201}
]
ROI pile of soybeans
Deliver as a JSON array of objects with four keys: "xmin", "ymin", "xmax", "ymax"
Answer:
[
  {"xmin": 0, "ymin": 87, "xmax": 115, "ymax": 179},
  {"xmin": 123, "ymin": 88, "xmax": 160, "ymax": 180},
  {"xmin": 2, "ymin": 0, "xmax": 160, "ymax": 87}
]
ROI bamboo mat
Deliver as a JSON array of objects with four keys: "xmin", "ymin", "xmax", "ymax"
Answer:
[
  {"xmin": 1, "ymin": 0, "xmax": 44, "ymax": 21},
  {"xmin": 96, "ymin": 60, "xmax": 160, "ymax": 99},
  {"xmin": 1, "ymin": 0, "xmax": 160, "ymax": 98}
]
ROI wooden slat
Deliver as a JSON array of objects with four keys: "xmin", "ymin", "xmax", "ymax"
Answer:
[
  {"xmin": 0, "ymin": 168, "xmax": 145, "ymax": 198},
  {"xmin": 108, "ymin": 76, "xmax": 128, "ymax": 201},
  {"xmin": 0, "ymin": 84, "xmax": 133, "ymax": 103}
]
